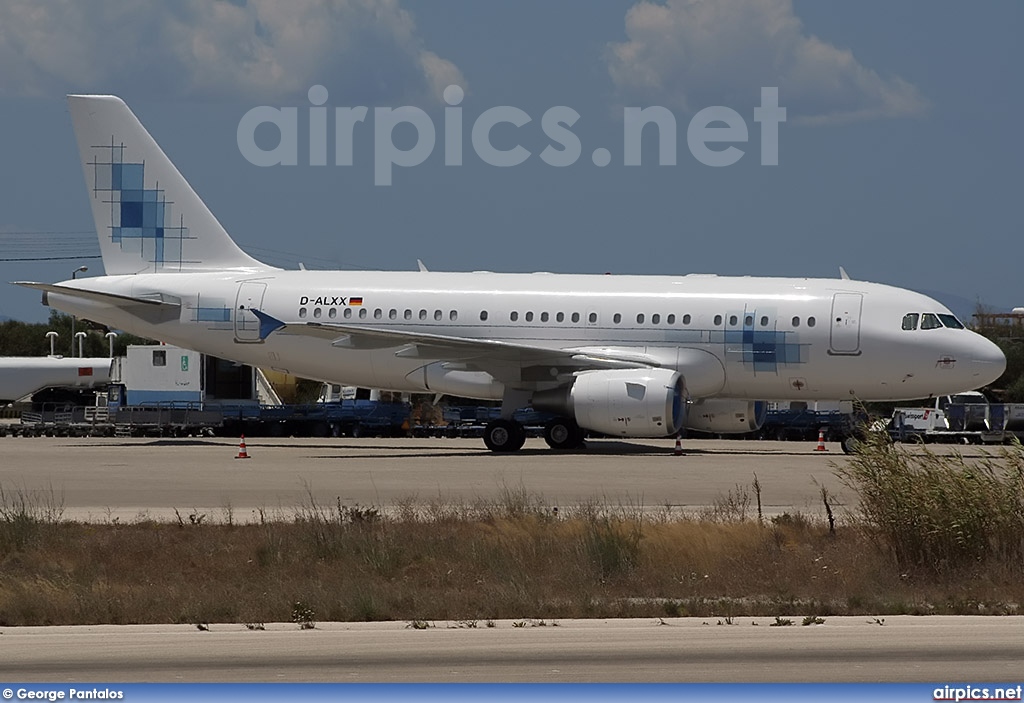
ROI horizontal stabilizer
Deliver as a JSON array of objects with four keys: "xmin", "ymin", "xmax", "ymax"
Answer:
[{"xmin": 15, "ymin": 282, "xmax": 181, "ymax": 309}]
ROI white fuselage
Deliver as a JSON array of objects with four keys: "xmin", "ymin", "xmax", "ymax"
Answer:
[{"xmin": 45, "ymin": 269, "xmax": 1005, "ymax": 403}]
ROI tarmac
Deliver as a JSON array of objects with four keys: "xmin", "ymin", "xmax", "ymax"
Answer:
[
  {"xmin": 3, "ymin": 616, "xmax": 1022, "ymax": 682},
  {"xmin": 0, "ymin": 436, "xmax": 870, "ymax": 521}
]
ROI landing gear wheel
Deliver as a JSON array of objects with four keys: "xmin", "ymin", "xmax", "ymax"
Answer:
[
  {"xmin": 483, "ymin": 419, "xmax": 527, "ymax": 452},
  {"xmin": 544, "ymin": 417, "xmax": 585, "ymax": 450}
]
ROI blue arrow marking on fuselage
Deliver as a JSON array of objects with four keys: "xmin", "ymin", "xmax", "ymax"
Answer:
[{"xmin": 250, "ymin": 309, "xmax": 285, "ymax": 340}]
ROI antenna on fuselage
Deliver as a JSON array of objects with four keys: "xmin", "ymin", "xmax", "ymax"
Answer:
[
  {"xmin": 839, "ymin": 266, "xmax": 851, "ymax": 280},
  {"xmin": 417, "ymin": 259, "xmax": 429, "ymax": 272}
]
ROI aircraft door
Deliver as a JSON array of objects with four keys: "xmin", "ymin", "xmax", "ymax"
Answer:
[
  {"xmin": 234, "ymin": 282, "xmax": 268, "ymax": 343},
  {"xmin": 829, "ymin": 293, "xmax": 863, "ymax": 355}
]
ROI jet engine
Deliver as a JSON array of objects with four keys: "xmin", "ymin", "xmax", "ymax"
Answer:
[
  {"xmin": 535, "ymin": 368, "xmax": 686, "ymax": 437},
  {"xmin": 684, "ymin": 399, "xmax": 766, "ymax": 434}
]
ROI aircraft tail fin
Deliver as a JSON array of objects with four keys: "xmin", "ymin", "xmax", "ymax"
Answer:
[{"xmin": 67, "ymin": 95, "xmax": 272, "ymax": 275}]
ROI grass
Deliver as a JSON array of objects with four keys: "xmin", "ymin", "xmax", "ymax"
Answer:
[
  {"xmin": 1, "ymin": 437, "xmax": 1023, "ymax": 626},
  {"xmin": 836, "ymin": 432, "xmax": 1024, "ymax": 573}
]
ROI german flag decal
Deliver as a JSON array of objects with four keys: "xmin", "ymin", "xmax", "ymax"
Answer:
[{"xmin": 349, "ymin": 297, "xmax": 363, "ymax": 306}]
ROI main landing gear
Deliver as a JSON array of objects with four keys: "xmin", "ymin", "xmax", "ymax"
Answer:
[
  {"xmin": 482, "ymin": 416, "xmax": 585, "ymax": 453},
  {"xmin": 543, "ymin": 417, "xmax": 586, "ymax": 450},
  {"xmin": 483, "ymin": 418, "xmax": 527, "ymax": 452}
]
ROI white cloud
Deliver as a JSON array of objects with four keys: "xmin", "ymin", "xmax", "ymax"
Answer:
[
  {"xmin": 0, "ymin": 0, "xmax": 466, "ymax": 104},
  {"xmin": 607, "ymin": 0, "xmax": 928, "ymax": 124}
]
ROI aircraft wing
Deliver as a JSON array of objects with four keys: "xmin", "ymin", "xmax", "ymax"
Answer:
[{"xmin": 251, "ymin": 309, "xmax": 659, "ymax": 381}]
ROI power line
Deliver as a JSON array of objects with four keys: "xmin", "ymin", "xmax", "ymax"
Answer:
[
  {"xmin": 0, "ymin": 255, "xmax": 102, "ymax": 262},
  {"xmin": 0, "ymin": 230, "xmax": 96, "ymax": 236}
]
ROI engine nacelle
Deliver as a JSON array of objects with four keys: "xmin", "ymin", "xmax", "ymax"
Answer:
[
  {"xmin": 684, "ymin": 399, "xmax": 766, "ymax": 434},
  {"xmin": 538, "ymin": 368, "xmax": 685, "ymax": 437}
]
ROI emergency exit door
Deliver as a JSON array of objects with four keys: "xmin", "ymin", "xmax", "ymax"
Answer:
[{"xmin": 234, "ymin": 281, "xmax": 267, "ymax": 342}]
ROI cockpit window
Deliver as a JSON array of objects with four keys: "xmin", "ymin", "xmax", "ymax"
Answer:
[
  {"xmin": 921, "ymin": 313, "xmax": 943, "ymax": 330},
  {"xmin": 938, "ymin": 314, "xmax": 965, "ymax": 329},
  {"xmin": 901, "ymin": 313, "xmax": 919, "ymax": 331}
]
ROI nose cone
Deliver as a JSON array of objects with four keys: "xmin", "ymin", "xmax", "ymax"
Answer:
[{"xmin": 968, "ymin": 333, "xmax": 1006, "ymax": 387}]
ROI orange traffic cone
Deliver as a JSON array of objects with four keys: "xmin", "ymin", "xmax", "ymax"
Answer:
[
  {"xmin": 814, "ymin": 429, "xmax": 827, "ymax": 452},
  {"xmin": 673, "ymin": 437, "xmax": 683, "ymax": 456},
  {"xmin": 235, "ymin": 434, "xmax": 251, "ymax": 459}
]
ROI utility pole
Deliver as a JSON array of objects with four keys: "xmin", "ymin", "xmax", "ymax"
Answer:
[{"xmin": 70, "ymin": 266, "xmax": 88, "ymax": 356}]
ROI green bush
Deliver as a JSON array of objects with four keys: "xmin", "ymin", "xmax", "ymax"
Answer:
[{"xmin": 837, "ymin": 432, "xmax": 1024, "ymax": 572}]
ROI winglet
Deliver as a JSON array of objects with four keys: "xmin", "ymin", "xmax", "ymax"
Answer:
[{"xmin": 250, "ymin": 309, "xmax": 286, "ymax": 341}]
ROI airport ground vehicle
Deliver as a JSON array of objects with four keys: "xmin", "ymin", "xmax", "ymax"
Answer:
[
  {"xmin": 3, "ymin": 344, "xmax": 410, "ymax": 438},
  {"xmin": 758, "ymin": 402, "xmax": 857, "ymax": 442},
  {"xmin": 888, "ymin": 392, "xmax": 1024, "ymax": 444}
]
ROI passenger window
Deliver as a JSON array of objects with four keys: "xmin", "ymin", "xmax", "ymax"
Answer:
[
  {"xmin": 313, "ymin": 308, "xmax": 322, "ymax": 319},
  {"xmin": 299, "ymin": 307, "xmax": 307, "ymax": 319},
  {"xmin": 556, "ymin": 312, "xmax": 564, "ymax": 323},
  {"xmin": 419, "ymin": 309, "xmax": 427, "ymax": 320},
  {"xmin": 682, "ymin": 314, "xmax": 691, "ymax": 325},
  {"xmin": 434, "ymin": 310, "xmax": 442, "ymax": 321},
  {"xmin": 389, "ymin": 309, "xmax": 397, "ymax": 320},
  {"xmin": 613, "ymin": 313, "xmax": 621, "ymax": 324},
  {"xmin": 359, "ymin": 308, "xmax": 368, "ymax": 319},
  {"xmin": 921, "ymin": 313, "xmax": 942, "ymax": 330},
  {"xmin": 902, "ymin": 313, "xmax": 919, "ymax": 331},
  {"xmin": 541, "ymin": 312, "xmax": 549, "ymax": 322},
  {"xmin": 571, "ymin": 312, "xmax": 580, "ymax": 323},
  {"xmin": 744, "ymin": 315, "xmax": 753, "ymax": 326},
  {"xmin": 404, "ymin": 309, "xmax": 412, "ymax": 320},
  {"xmin": 480, "ymin": 311, "xmax": 488, "ymax": 321},
  {"xmin": 637, "ymin": 313, "xmax": 645, "ymax": 324},
  {"xmin": 373, "ymin": 308, "xmax": 382, "ymax": 319},
  {"xmin": 511, "ymin": 311, "xmax": 519, "ymax": 322},
  {"xmin": 760, "ymin": 316, "xmax": 768, "ymax": 327},
  {"xmin": 729, "ymin": 315, "xmax": 738, "ymax": 326},
  {"xmin": 343, "ymin": 308, "xmax": 352, "ymax": 319},
  {"xmin": 791, "ymin": 316, "xmax": 799, "ymax": 327},
  {"xmin": 329, "ymin": 308, "xmax": 337, "ymax": 319},
  {"xmin": 525, "ymin": 312, "xmax": 534, "ymax": 322},
  {"xmin": 807, "ymin": 316, "xmax": 815, "ymax": 327},
  {"xmin": 714, "ymin": 315, "xmax": 722, "ymax": 326},
  {"xmin": 652, "ymin": 314, "xmax": 661, "ymax": 324},
  {"xmin": 450, "ymin": 310, "xmax": 458, "ymax": 321},
  {"xmin": 667, "ymin": 314, "xmax": 676, "ymax": 324},
  {"xmin": 588, "ymin": 313, "xmax": 597, "ymax": 323}
]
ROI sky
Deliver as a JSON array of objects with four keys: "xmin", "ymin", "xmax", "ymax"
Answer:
[{"xmin": 0, "ymin": 0, "xmax": 1021, "ymax": 323}]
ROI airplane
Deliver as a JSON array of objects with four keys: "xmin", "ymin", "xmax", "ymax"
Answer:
[{"xmin": 14, "ymin": 95, "xmax": 1006, "ymax": 452}]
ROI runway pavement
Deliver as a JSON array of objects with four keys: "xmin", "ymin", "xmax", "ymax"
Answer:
[
  {"xmin": 3, "ymin": 616, "xmax": 1022, "ymax": 682},
  {"xmin": 1, "ymin": 437, "xmax": 1019, "ymax": 683},
  {"xmin": 0, "ymin": 436, "xmax": 869, "ymax": 521}
]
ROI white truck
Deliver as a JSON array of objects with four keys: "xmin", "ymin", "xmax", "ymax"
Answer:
[
  {"xmin": 0, "ymin": 355, "xmax": 112, "ymax": 404},
  {"xmin": 889, "ymin": 392, "xmax": 1024, "ymax": 444}
]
